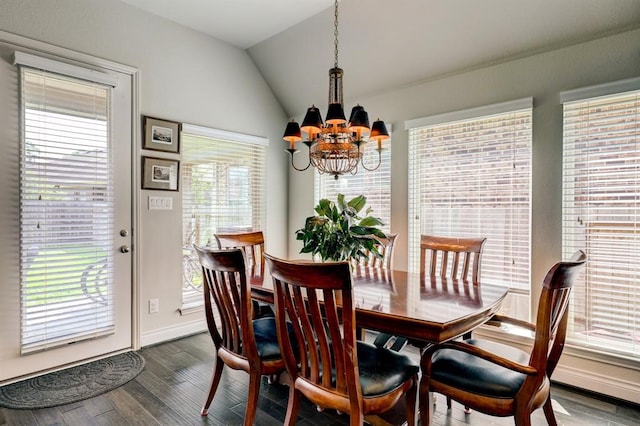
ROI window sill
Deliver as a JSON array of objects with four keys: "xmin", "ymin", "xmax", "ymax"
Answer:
[{"xmin": 178, "ymin": 301, "xmax": 203, "ymax": 316}]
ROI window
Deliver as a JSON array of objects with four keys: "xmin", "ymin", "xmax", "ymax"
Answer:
[
  {"xmin": 17, "ymin": 53, "xmax": 117, "ymax": 353},
  {"xmin": 406, "ymin": 98, "xmax": 532, "ymax": 316},
  {"xmin": 314, "ymin": 128, "xmax": 392, "ymax": 233},
  {"xmin": 562, "ymin": 77, "xmax": 640, "ymax": 359},
  {"xmin": 181, "ymin": 124, "xmax": 267, "ymax": 306}
]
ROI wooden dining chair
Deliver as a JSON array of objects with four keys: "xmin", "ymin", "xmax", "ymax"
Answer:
[
  {"xmin": 194, "ymin": 246, "xmax": 289, "ymax": 425},
  {"xmin": 420, "ymin": 235, "xmax": 487, "ymax": 283},
  {"xmin": 351, "ymin": 232, "xmax": 407, "ymax": 350},
  {"xmin": 214, "ymin": 230, "xmax": 265, "ymax": 275},
  {"xmin": 418, "ymin": 250, "xmax": 587, "ymax": 426},
  {"xmin": 352, "ymin": 232, "xmax": 398, "ymax": 269},
  {"xmin": 264, "ymin": 254, "xmax": 419, "ymax": 426},
  {"xmin": 214, "ymin": 230, "xmax": 272, "ymax": 317}
]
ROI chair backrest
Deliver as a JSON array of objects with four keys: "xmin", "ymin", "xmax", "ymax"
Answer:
[
  {"xmin": 264, "ymin": 254, "xmax": 360, "ymax": 411},
  {"xmin": 214, "ymin": 231, "xmax": 265, "ymax": 274},
  {"xmin": 193, "ymin": 245, "xmax": 258, "ymax": 360},
  {"xmin": 354, "ymin": 232, "xmax": 398, "ymax": 269},
  {"xmin": 530, "ymin": 250, "xmax": 587, "ymax": 381},
  {"xmin": 420, "ymin": 235, "xmax": 487, "ymax": 282}
]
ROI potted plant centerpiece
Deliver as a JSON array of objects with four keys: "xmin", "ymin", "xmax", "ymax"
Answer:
[{"xmin": 296, "ymin": 194, "xmax": 387, "ymax": 263}]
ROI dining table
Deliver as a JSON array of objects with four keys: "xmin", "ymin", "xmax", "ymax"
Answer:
[{"xmin": 250, "ymin": 263, "xmax": 508, "ymax": 345}]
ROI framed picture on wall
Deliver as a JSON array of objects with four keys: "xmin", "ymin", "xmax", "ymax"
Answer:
[
  {"xmin": 143, "ymin": 116, "xmax": 181, "ymax": 153},
  {"xmin": 142, "ymin": 156, "xmax": 179, "ymax": 191}
]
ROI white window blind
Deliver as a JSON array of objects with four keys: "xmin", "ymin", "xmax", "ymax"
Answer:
[
  {"xmin": 315, "ymin": 129, "xmax": 392, "ymax": 232},
  {"xmin": 562, "ymin": 79, "xmax": 640, "ymax": 358},
  {"xmin": 181, "ymin": 124, "xmax": 267, "ymax": 304},
  {"xmin": 19, "ymin": 65, "xmax": 114, "ymax": 353},
  {"xmin": 406, "ymin": 99, "xmax": 532, "ymax": 294}
]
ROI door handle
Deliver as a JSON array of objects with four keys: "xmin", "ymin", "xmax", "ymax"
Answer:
[{"xmin": 120, "ymin": 245, "xmax": 131, "ymax": 253}]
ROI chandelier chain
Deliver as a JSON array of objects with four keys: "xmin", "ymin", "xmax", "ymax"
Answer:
[
  {"xmin": 334, "ymin": 0, "xmax": 339, "ymax": 68},
  {"xmin": 281, "ymin": 0, "xmax": 389, "ymax": 178}
]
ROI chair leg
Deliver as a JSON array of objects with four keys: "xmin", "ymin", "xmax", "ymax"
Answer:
[
  {"xmin": 350, "ymin": 409, "xmax": 365, "ymax": 426},
  {"xmin": 243, "ymin": 371, "xmax": 261, "ymax": 426},
  {"xmin": 418, "ymin": 379, "xmax": 435, "ymax": 426},
  {"xmin": 514, "ymin": 406, "xmax": 533, "ymax": 426},
  {"xmin": 543, "ymin": 396, "xmax": 558, "ymax": 426},
  {"xmin": 284, "ymin": 385, "xmax": 302, "ymax": 426},
  {"xmin": 446, "ymin": 396, "xmax": 470, "ymax": 413},
  {"xmin": 405, "ymin": 377, "xmax": 418, "ymax": 426},
  {"xmin": 201, "ymin": 356, "xmax": 225, "ymax": 416},
  {"xmin": 419, "ymin": 373, "xmax": 433, "ymax": 426}
]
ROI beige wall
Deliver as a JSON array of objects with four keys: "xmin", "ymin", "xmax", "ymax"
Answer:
[{"xmin": 0, "ymin": 0, "xmax": 289, "ymax": 365}]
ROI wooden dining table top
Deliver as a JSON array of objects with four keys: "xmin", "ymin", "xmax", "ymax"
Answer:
[{"xmin": 250, "ymin": 264, "xmax": 508, "ymax": 345}]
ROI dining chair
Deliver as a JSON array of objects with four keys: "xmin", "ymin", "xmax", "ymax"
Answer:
[
  {"xmin": 194, "ymin": 246, "xmax": 289, "ymax": 425},
  {"xmin": 352, "ymin": 232, "xmax": 398, "ymax": 269},
  {"xmin": 214, "ymin": 230, "xmax": 265, "ymax": 275},
  {"xmin": 264, "ymin": 254, "xmax": 419, "ymax": 426},
  {"xmin": 420, "ymin": 235, "xmax": 487, "ymax": 283},
  {"xmin": 351, "ymin": 232, "xmax": 407, "ymax": 351},
  {"xmin": 418, "ymin": 250, "xmax": 587, "ymax": 426},
  {"xmin": 214, "ymin": 230, "xmax": 272, "ymax": 318},
  {"xmin": 421, "ymin": 235, "xmax": 487, "ymax": 341}
]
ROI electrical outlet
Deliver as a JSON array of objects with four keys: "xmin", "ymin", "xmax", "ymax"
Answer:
[{"xmin": 149, "ymin": 298, "xmax": 159, "ymax": 314}]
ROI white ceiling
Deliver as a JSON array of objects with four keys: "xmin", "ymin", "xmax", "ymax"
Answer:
[
  {"xmin": 120, "ymin": 0, "xmax": 640, "ymax": 117},
  {"xmin": 120, "ymin": 0, "xmax": 334, "ymax": 49}
]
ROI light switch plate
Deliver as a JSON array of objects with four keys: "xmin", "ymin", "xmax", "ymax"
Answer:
[{"xmin": 149, "ymin": 196, "xmax": 172, "ymax": 210}]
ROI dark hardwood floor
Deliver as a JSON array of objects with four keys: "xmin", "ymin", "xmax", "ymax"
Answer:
[{"xmin": 2, "ymin": 332, "xmax": 639, "ymax": 425}]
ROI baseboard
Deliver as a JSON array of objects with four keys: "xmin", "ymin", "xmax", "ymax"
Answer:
[
  {"xmin": 140, "ymin": 319, "xmax": 207, "ymax": 347},
  {"xmin": 553, "ymin": 361, "xmax": 640, "ymax": 405}
]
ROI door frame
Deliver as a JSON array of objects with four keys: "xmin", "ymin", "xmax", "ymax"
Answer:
[{"xmin": 0, "ymin": 30, "xmax": 141, "ymax": 377}]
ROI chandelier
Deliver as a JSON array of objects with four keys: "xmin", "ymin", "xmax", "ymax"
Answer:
[{"xmin": 282, "ymin": 0, "xmax": 389, "ymax": 179}]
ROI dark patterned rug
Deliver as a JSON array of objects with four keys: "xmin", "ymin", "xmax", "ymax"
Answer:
[{"xmin": 0, "ymin": 351, "xmax": 145, "ymax": 409}]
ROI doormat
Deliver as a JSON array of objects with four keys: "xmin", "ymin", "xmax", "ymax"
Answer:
[{"xmin": 0, "ymin": 351, "xmax": 145, "ymax": 409}]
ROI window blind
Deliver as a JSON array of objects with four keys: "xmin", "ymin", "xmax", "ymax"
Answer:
[
  {"xmin": 406, "ymin": 100, "xmax": 532, "ymax": 293},
  {"xmin": 181, "ymin": 124, "xmax": 267, "ymax": 304},
  {"xmin": 315, "ymin": 128, "xmax": 392, "ymax": 233},
  {"xmin": 562, "ymin": 80, "xmax": 640, "ymax": 358},
  {"xmin": 19, "ymin": 66, "xmax": 114, "ymax": 353}
]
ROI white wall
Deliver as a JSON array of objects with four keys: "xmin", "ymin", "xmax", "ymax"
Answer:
[
  {"xmin": 287, "ymin": 27, "xmax": 640, "ymax": 403},
  {"xmin": 0, "ymin": 0, "xmax": 289, "ymax": 363}
]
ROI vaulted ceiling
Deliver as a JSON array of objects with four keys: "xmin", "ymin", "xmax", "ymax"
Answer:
[{"xmin": 121, "ymin": 0, "xmax": 640, "ymax": 117}]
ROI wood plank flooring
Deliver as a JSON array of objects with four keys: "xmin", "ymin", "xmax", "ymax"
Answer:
[{"xmin": 2, "ymin": 332, "xmax": 639, "ymax": 425}]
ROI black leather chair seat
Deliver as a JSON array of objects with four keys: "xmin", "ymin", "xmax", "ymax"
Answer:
[
  {"xmin": 253, "ymin": 317, "xmax": 297, "ymax": 361},
  {"xmin": 357, "ymin": 341, "xmax": 419, "ymax": 397},
  {"xmin": 431, "ymin": 339, "xmax": 529, "ymax": 398},
  {"xmin": 253, "ymin": 317, "xmax": 289, "ymax": 360}
]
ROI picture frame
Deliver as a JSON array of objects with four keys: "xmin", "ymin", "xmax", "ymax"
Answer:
[
  {"xmin": 142, "ymin": 156, "xmax": 180, "ymax": 191},
  {"xmin": 143, "ymin": 116, "xmax": 181, "ymax": 153}
]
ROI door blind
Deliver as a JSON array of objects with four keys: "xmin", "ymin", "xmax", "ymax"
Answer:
[
  {"xmin": 19, "ymin": 66, "xmax": 114, "ymax": 353},
  {"xmin": 562, "ymin": 80, "xmax": 640, "ymax": 358},
  {"xmin": 406, "ymin": 100, "xmax": 532, "ymax": 293}
]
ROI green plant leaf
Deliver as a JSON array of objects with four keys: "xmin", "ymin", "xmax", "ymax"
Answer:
[
  {"xmin": 347, "ymin": 194, "xmax": 367, "ymax": 213},
  {"xmin": 297, "ymin": 193, "xmax": 386, "ymax": 262},
  {"xmin": 358, "ymin": 216, "xmax": 384, "ymax": 227}
]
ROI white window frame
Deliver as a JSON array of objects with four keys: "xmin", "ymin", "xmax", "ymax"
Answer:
[
  {"xmin": 406, "ymin": 98, "xmax": 532, "ymax": 319},
  {"xmin": 180, "ymin": 124, "xmax": 268, "ymax": 310},
  {"xmin": 561, "ymin": 77, "xmax": 640, "ymax": 359}
]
